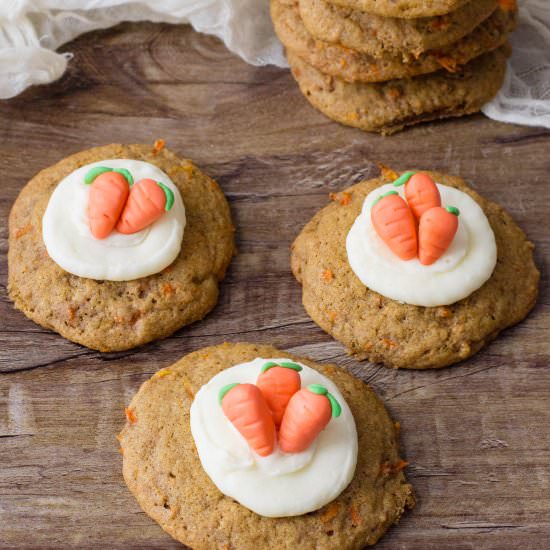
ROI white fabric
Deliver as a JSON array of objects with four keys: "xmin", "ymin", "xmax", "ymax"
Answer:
[{"xmin": 0, "ymin": 0, "xmax": 548, "ymax": 129}]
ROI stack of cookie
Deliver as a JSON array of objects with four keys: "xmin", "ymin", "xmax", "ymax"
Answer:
[{"xmin": 271, "ymin": 0, "xmax": 517, "ymax": 134}]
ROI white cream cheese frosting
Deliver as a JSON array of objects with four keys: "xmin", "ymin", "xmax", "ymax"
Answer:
[
  {"xmin": 190, "ymin": 358, "xmax": 358, "ymax": 518},
  {"xmin": 42, "ymin": 159, "xmax": 185, "ymax": 281},
  {"xmin": 346, "ymin": 183, "xmax": 497, "ymax": 307}
]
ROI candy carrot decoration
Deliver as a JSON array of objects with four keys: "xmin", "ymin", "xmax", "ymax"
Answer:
[
  {"xmin": 371, "ymin": 191, "xmax": 417, "ymax": 260},
  {"xmin": 279, "ymin": 384, "xmax": 341, "ymax": 454},
  {"xmin": 85, "ymin": 168, "xmax": 130, "ymax": 239},
  {"xmin": 116, "ymin": 178, "xmax": 174, "ymax": 234},
  {"xmin": 219, "ymin": 383, "xmax": 275, "ymax": 457},
  {"xmin": 257, "ymin": 361, "xmax": 302, "ymax": 427},
  {"xmin": 402, "ymin": 173, "xmax": 441, "ymax": 221},
  {"xmin": 418, "ymin": 206, "xmax": 460, "ymax": 265}
]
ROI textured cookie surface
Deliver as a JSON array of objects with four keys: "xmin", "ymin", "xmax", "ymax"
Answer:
[
  {"xmin": 272, "ymin": 0, "xmax": 515, "ymax": 83},
  {"xmin": 288, "ymin": 46, "xmax": 509, "ymax": 135},
  {"xmin": 326, "ymin": 0, "xmax": 471, "ymax": 18},
  {"xmin": 291, "ymin": 172, "xmax": 539, "ymax": 369},
  {"xmin": 119, "ymin": 342, "xmax": 414, "ymax": 549},
  {"xmin": 299, "ymin": 0, "xmax": 498, "ymax": 57},
  {"xmin": 8, "ymin": 144, "xmax": 235, "ymax": 352}
]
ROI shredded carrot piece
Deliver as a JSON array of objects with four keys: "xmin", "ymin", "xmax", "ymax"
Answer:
[
  {"xmin": 438, "ymin": 306, "xmax": 452, "ymax": 318},
  {"xmin": 436, "ymin": 55, "xmax": 460, "ymax": 73},
  {"xmin": 350, "ymin": 505, "xmax": 362, "ymax": 526},
  {"xmin": 382, "ymin": 338, "xmax": 398, "ymax": 348},
  {"xmin": 328, "ymin": 311, "xmax": 338, "ymax": 322},
  {"xmin": 125, "ymin": 407, "xmax": 137, "ymax": 424},
  {"xmin": 15, "ymin": 224, "xmax": 32, "ymax": 239},
  {"xmin": 152, "ymin": 138, "xmax": 166, "ymax": 155},
  {"xmin": 380, "ymin": 459, "xmax": 409, "ymax": 475},
  {"xmin": 394, "ymin": 421, "xmax": 401, "ymax": 436},
  {"xmin": 497, "ymin": 0, "xmax": 516, "ymax": 11},
  {"xmin": 163, "ymin": 283, "xmax": 174, "ymax": 296},
  {"xmin": 387, "ymin": 88, "xmax": 401, "ymax": 100},
  {"xmin": 119, "ymin": 447, "xmax": 124, "ymax": 455},
  {"xmin": 320, "ymin": 501, "xmax": 340, "ymax": 523},
  {"xmin": 340, "ymin": 192, "xmax": 352, "ymax": 205},
  {"xmin": 430, "ymin": 15, "xmax": 450, "ymax": 30},
  {"xmin": 329, "ymin": 191, "xmax": 352, "ymax": 205},
  {"xmin": 378, "ymin": 163, "xmax": 399, "ymax": 182},
  {"xmin": 322, "ymin": 269, "xmax": 334, "ymax": 282}
]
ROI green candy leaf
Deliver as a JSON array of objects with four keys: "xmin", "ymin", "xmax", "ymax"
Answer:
[
  {"xmin": 279, "ymin": 361, "xmax": 303, "ymax": 372},
  {"xmin": 372, "ymin": 190, "xmax": 398, "ymax": 206},
  {"xmin": 446, "ymin": 205, "xmax": 460, "ymax": 216},
  {"xmin": 113, "ymin": 168, "xmax": 134, "ymax": 186},
  {"xmin": 307, "ymin": 385, "xmax": 342, "ymax": 417},
  {"xmin": 261, "ymin": 361, "xmax": 303, "ymax": 374},
  {"xmin": 157, "ymin": 181, "xmax": 175, "ymax": 211},
  {"xmin": 307, "ymin": 384, "xmax": 328, "ymax": 396},
  {"xmin": 218, "ymin": 383, "xmax": 239, "ymax": 405},
  {"xmin": 392, "ymin": 171, "xmax": 416, "ymax": 187},
  {"xmin": 84, "ymin": 166, "xmax": 112, "ymax": 184},
  {"xmin": 326, "ymin": 392, "xmax": 342, "ymax": 418}
]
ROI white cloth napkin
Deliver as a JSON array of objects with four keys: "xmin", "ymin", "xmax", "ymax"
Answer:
[{"xmin": 0, "ymin": 0, "xmax": 548, "ymax": 129}]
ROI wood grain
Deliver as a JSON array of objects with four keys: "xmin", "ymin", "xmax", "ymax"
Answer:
[{"xmin": 1, "ymin": 21, "xmax": 549, "ymax": 549}]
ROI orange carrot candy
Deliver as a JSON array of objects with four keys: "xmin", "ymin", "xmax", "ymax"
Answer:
[
  {"xmin": 279, "ymin": 384, "xmax": 341, "ymax": 454},
  {"xmin": 371, "ymin": 190, "xmax": 417, "ymax": 260},
  {"xmin": 256, "ymin": 361, "xmax": 302, "ymax": 427},
  {"xmin": 393, "ymin": 172, "xmax": 441, "ymax": 221},
  {"xmin": 418, "ymin": 206, "xmax": 460, "ymax": 265},
  {"xmin": 84, "ymin": 166, "xmax": 133, "ymax": 239},
  {"xmin": 116, "ymin": 178, "xmax": 174, "ymax": 234},
  {"xmin": 219, "ymin": 383, "xmax": 276, "ymax": 457}
]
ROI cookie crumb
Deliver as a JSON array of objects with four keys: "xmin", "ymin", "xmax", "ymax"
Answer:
[
  {"xmin": 156, "ymin": 369, "xmax": 172, "ymax": 378},
  {"xmin": 378, "ymin": 163, "xmax": 399, "ymax": 181},
  {"xmin": 329, "ymin": 191, "xmax": 352, "ymax": 205}
]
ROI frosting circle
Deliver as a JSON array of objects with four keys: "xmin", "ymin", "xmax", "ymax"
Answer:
[
  {"xmin": 42, "ymin": 159, "xmax": 185, "ymax": 281},
  {"xmin": 346, "ymin": 183, "xmax": 497, "ymax": 307},
  {"xmin": 190, "ymin": 358, "xmax": 358, "ymax": 518}
]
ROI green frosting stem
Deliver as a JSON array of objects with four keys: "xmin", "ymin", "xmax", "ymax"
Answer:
[
  {"xmin": 261, "ymin": 361, "xmax": 303, "ymax": 374},
  {"xmin": 326, "ymin": 392, "xmax": 342, "ymax": 418},
  {"xmin": 446, "ymin": 205, "xmax": 460, "ymax": 216},
  {"xmin": 307, "ymin": 384, "xmax": 342, "ymax": 418},
  {"xmin": 157, "ymin": 181, "xmax": 175, "ymax": 211},
  {"xmin": 392, "ymin": 171, "xmax": 416, "ymax": 187},
  {"xmin": 372, "ymin": 189, "xmax": 398, "ymax": 206},
  {"xmin": 84, "ymin": 165, "xmax": 134, "ymax": 186},
  {"xmin": 218, "ymin": 383, "xmax": 239, "ymax": 405},
  {"xmin": 307, "ymin": 383, "xmax": 328, "ymax": 396},
  {"xmin": 84, "ymin": 166, "xmax": 112, "ymax": 184},
  {"xmin": 113, "ymin": 168, "xmax": 134, "ymax": 186}
]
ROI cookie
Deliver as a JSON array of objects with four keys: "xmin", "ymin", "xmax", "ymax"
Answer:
[
  {"xmin": 299, "ymin": 0, "xmax": 498, "ymax": 58},
  {"xmin": 287, "ymin": 46, "xmax": 509, "ymax": 135},
  {"xmin": 325, "ymin": 0, "xmax": 472, "ymax": 18},
  {"xmin": 291, "ymin": 171, "xmax": 539, "ymax": 369},
  {"xmin": 119, "ymin": 342, "xmax": 414, "ymax": 549},
  {"xmin": 8, "ymin": 144, "xmax": 235, "ymax": 352},
  {"xmin": 272, "ymin": 0, "xmax": 515, "ymax": 83}
]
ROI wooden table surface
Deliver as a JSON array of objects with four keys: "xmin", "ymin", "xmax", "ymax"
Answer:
[{"xmin": 0, "ymin": 21, "xmax": 549, "ymax": 550}]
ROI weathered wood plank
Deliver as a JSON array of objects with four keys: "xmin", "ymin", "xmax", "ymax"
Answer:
[{"xmin": 0, "ymin": 21, "xmax": 549, "ymax": 549}]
